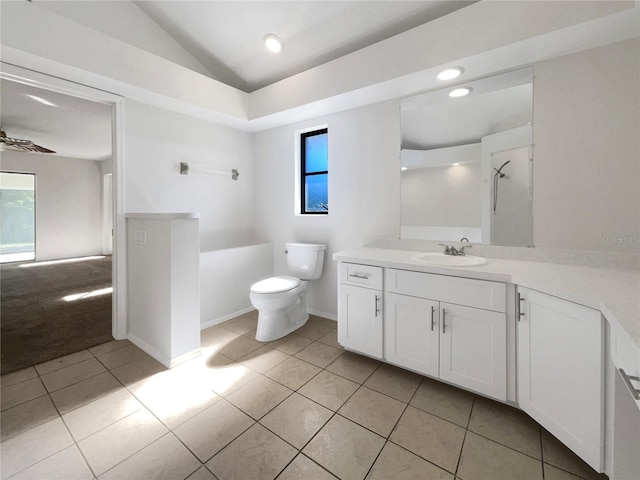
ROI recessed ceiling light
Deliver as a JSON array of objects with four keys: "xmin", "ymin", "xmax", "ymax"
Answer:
[
  {"xmin": 452, "ymin": 163, "xmax": 461, "ymax": 166},
  {"xmin": 26, "ymin": 94, "xmax": 57, "ymax": 107},
  {"xmin": 264, "ymin": 34, "xmax": 283, "ymax": 53},
  {"xmin": 449, "ymin": 87, "xmax": 472, "ymax": 98},
  {"xmin": 437, "ymin": 67, "xmax": 464, "ymax": 81},
  {"xmin": 401, "ymin": 166, "xmax": 408, "ymax": 171}
]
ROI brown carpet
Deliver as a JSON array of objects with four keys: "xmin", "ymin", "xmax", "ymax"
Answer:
[{"xmin": 1, "ymin": 255, "xmax": 113, "ymax": 375}]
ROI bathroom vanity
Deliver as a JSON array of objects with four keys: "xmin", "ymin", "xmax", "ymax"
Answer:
[{"xmin": 334, "ymin": 247, "xmax": 640, "ymax": 478}]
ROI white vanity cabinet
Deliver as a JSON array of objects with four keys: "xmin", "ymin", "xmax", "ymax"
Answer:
[
  {"xmin": 385, "ymin": 269, "xmax": 507, "ymax": 400},
  {"xmin": 517, "ymin": 287, "xmax": 604, "ymax": 472},
  {"xmin": 337, "ymin": 263, "xmax": 383, "ymax": 359}
]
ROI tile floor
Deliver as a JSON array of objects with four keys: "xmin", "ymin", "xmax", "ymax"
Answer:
[{"xmin": 1, "ymin": 312, "xmax": 607, "ymax": 480}]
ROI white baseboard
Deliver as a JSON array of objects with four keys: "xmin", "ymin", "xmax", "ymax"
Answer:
[
  {"xmin": 201, "ymin": 307, "xmax": 256, "ymax": 330},
  {"xmin": 127, "ymin": 333, "xmax": 201, "ymax": 369},
  {"xmin": 308, "ymin": 308, "xmax": 337, "ymax": 322}
]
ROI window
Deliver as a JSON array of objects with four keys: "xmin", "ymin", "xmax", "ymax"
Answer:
[
  {"xmin": 300, "ymin": 128, "xmax": 328, "ymax": 214},
  {"xmin": 0, "ymin": 172, "xmax": 36, "ymax": 263}
]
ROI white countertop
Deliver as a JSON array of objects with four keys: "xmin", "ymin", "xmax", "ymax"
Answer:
[{"xmin": 334, "ymin": 248, "xmax": 640, "ymax": 348}]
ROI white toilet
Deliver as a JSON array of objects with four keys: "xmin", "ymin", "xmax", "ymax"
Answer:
[{"xmin": 250, "ymin": 243, "xmax": 326, "ymax": 342}]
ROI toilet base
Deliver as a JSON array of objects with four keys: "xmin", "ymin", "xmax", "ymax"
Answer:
[{"xmin": 255, "ymin": 294, "xmax": 309, "ymax": 342}]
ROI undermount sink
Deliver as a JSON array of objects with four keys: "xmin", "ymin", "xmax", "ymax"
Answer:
[{"xmin": 414, "ymin": 253, "xmax": 487, "ymax": 267}]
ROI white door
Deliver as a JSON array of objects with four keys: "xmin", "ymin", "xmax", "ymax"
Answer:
[
  {"xmin": 385, "ymin": 293, "xmax": 439, "ymax": 377},
  {"xmin": 439, "ymin": 302, "xmax": 507, "ymax": 400},
  {"xmin": 338, "ymin": 284, "xmax": 383, "ymax": 359},
  {"xmin": 517, "ymin": 287, "xmax": 603, "ymax": 471}
]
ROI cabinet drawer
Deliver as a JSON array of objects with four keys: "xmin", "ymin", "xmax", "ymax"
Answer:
[
  {"xmin": 340, "ymin": 263, "xmax": 383, "ymax": 290},
  {"xmin": 386, "ymin": 269, "xmax": 505, "ymax": 313}
]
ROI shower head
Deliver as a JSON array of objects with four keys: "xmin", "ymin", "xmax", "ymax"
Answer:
[{"xmin": 493, "ymin": 160, "xmax": 511, "ymax": 178}]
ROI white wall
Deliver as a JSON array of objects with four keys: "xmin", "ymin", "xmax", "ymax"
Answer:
[
  {"xmin": 1, "ymin": 151, "xmax": 102, "ymax": 260},
  {"xmin": 401, "ymin": 162, "xmax": 481, "ymax": 228},
  {"xmin": 123, "ymin": 100, "xmax": 257, "ymax": 251},
  {"xmin": 253, "ymin": 100, "xmax": 401, "ymax": 318},
  {"xmin": 533, "ymin": 38, "xmax": 640, "ymax": 253}
]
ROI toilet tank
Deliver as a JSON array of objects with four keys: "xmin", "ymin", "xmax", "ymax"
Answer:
[{"xmin": 286, "ymin": 243, "xmax": 326, "ymax": 280}]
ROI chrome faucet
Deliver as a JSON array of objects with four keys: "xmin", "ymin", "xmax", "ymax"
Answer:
[{"xmin": 438, "ymin": 243, "xmax": 472, "ymax": 256}]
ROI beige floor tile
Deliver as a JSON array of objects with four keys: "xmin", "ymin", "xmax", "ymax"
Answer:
[
  {"xmin": 410, "ymin": 377, "xmax": 474, "ymax": 427},
  {"xmin": 457, "ymin": 431, "xmax": 543, "ymax": 480},
  {"xmin": 221, "ymin": 311, "xmax": 258, "ymax": 335},
  {"xmin": 364, "ymin": 363, "xmax": 422, "ymax": 403},
  {"xmin": 96, "ymin": 344, "xmax": 155, "ymax": 370},
  {"xmin": 186, "ymin": 466, "xmax": 218, "ymax": 480},
  {"xmin": 110, "ymin": 356, "xmax": 166, "ymax": 386},
  {"xmin": 218, "ymin": 335, "xmax": 264, "ymax": 360},
  {"xmin": 295, "ymin": 342, "xmax": 344, "ymax": 368},
  {"xmin": 265, "ymin": 356, "xmax": 321, "ymax": 390},
  {"xmin": 238, "ymin": 345, "xmax": 289, "ymax": 373},
  {"xmin": 541, "ymin": 429, "xmax": 604, "ymax": 480},
  {"xmin": 173, "ymin": 399, "xmax": 254, "ymax": 462},
  {"xmin": 40, "ymin": 358, "xmax": 107, "ymax": 393},
  {"xmin": 296, "ymin": 317, "xmax": 337, "ymax": 340},
  {"xmin": 0, "ymin": 368, "xmax": 38, "ymax": 389},
  {"xmin": 1, "ymin": 395, "xmax": 58, "ymax": 441},
  {"xmin": 128, "ymin": 374, "xmax": 220, "ymax": 429},
  {"xmin": 260, "ymin": 393, "xmax": 332, "ymax": 448},
  {"xmin": 543, "ymin": 464, "xmax": 584, "ymax": 480},
  {"xmin": 77, "ymin": 408, "xmax": 167, "ymax": 476},
  {"xmin": 50, "ymin": 371, "xmax": 121, "ymax": 414},
  {"xmin": 298, "ymin": 370, "xmax": 359, "ymax": 411},
  {"xmin": 226, "ymin": 375, "xmax": 292, "ymax": 419},
  {"xmin": 390, "ymin": 406, "xmax": 465, "ymax": 473},
  {"xmin": 201, "ymin": 326, "xmax": 240, "ymax": 350},
  {"xmin": 63, "ymin": 388, "xmax": 143, "ymax": 441},
  {"xmin": 317, "ymin": 329, "xmax": 342, "ymax": 349},
  {"xmin": 303, "ymin": 415, "xmax": 385, "ymax": 480},
  {"xmin": 1, "ymin": 377, "xmax": 47, "ymax": 411},
  {"xmin": 277, "ymin": 454, "xmax": 338, "ymax": 480},
  {"xmin": 207, "ymin": 423, "xmax": 296, "ymax": 480},
  {"xmin": 270, "ymin": 333, "xmax": 314, "ymax": 355},
  {"xmin": 0, "ymin": 417, "xmax": 74, "ymax": 479},
  {"xmin": 35, "ymin": 350, "xmax": 93, "ymax": 376},
  {"xmin": 201, "ymin": 362, "xmax": 260, "ymax": 397},
  {"xmin": 339, "ymin": 386, "xmax": 406, "ymax": 437},
  {"xmin": 7, "ymin": 445, "xmax": 92, "ymax": 480},
  {"xmin": 326, "ymin": 351, "xmax": 380, "ymax": 383},
  {"xmin": 88, "ymin": 339, "xmax": 131, "ymax": 357},
  {"xmin": 468, "ymin": 396, "xmax": 541, "ymax": 459},
  {"xmin": 367, "ymin": 442, "xmax": 454, "ymax": 480},
  {"xmin": 100, "ymin": 433, "xmax": 200, "ymax": 480}
]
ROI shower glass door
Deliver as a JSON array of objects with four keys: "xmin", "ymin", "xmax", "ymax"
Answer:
[{"xmin": 0, "ymin": 172, "xmax": 36, "ymax": 263}]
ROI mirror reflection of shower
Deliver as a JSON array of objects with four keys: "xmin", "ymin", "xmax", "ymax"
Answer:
[{"xmin": 492, "ymin": 160, "xmax": 511, "ymax": 213}]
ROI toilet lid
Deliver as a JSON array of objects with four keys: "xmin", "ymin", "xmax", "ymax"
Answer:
[{"xmin": 251, "ymin": 276, "xmax": 301, "ymax": 294}]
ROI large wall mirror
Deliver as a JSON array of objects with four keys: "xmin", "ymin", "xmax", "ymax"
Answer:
[{"xmin": 401, "ymin": 68, "xmax": 533, "ymax": 247}]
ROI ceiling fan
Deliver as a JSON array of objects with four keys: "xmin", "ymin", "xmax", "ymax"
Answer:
[{"xmin": 0, "ymin": 129, "xmax": 56, "ymax": 154}]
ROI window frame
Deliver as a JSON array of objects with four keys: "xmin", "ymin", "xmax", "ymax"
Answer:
[{"xmin": 299, "ymin": 127, "xmax": 328, "ymax": 215}]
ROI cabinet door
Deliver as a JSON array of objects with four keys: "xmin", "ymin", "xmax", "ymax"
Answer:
[
  {"xmin": 439, "ymin": 302, "xmax": 507, "ymax": 400},
  {"xmin": 385, "ymin": 293, "xmax": 439, "ymax": 377},
  {"xmin": 338, "ymin": 284, "xmax": 383, "ymax": 359},
  {"xmin": 517, "ymin": 287, "xmax": 603, "ymax": 472}
]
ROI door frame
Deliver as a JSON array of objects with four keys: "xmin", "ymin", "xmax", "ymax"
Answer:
[{"xmin": 1, "ymin": 62, "xmax": 127, "ymax": 339}]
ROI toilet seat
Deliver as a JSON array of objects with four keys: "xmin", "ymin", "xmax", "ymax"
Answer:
[{"xmin": 251, "ymin": 275, "xmax": 301, "ymax": 294}]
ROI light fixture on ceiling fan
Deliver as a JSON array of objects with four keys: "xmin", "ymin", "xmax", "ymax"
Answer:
[{"xmin": 0, "ymin": 129, "xmax": 56, "ymax": 154}]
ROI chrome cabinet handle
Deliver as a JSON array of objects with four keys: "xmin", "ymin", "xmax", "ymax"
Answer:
[
  {"xmin": 430, "ymin": 306, "xmax": 435, "ymax": 331},
  {"xmin": 517, "ymin": 292, "xmax": 525, "ymax": 321},
  {"xmin": 442, "ymin": 308, "xmax": 446, "ymax": 334},
  {"xmin": 349, "ymin": 273, "xmax": 370, "ymax": 280},
  {"xmin": 374, "ymin": 295, "xmax": 380, "ymax": 317},
  {"xmin": 620, "ymin": 368, "xmax": 640, "ymax": 400}
]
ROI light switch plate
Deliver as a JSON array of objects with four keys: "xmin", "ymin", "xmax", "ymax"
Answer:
[{"xmin": 134, "ymin": 230, "xmax": 146, "ymax": 245}]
